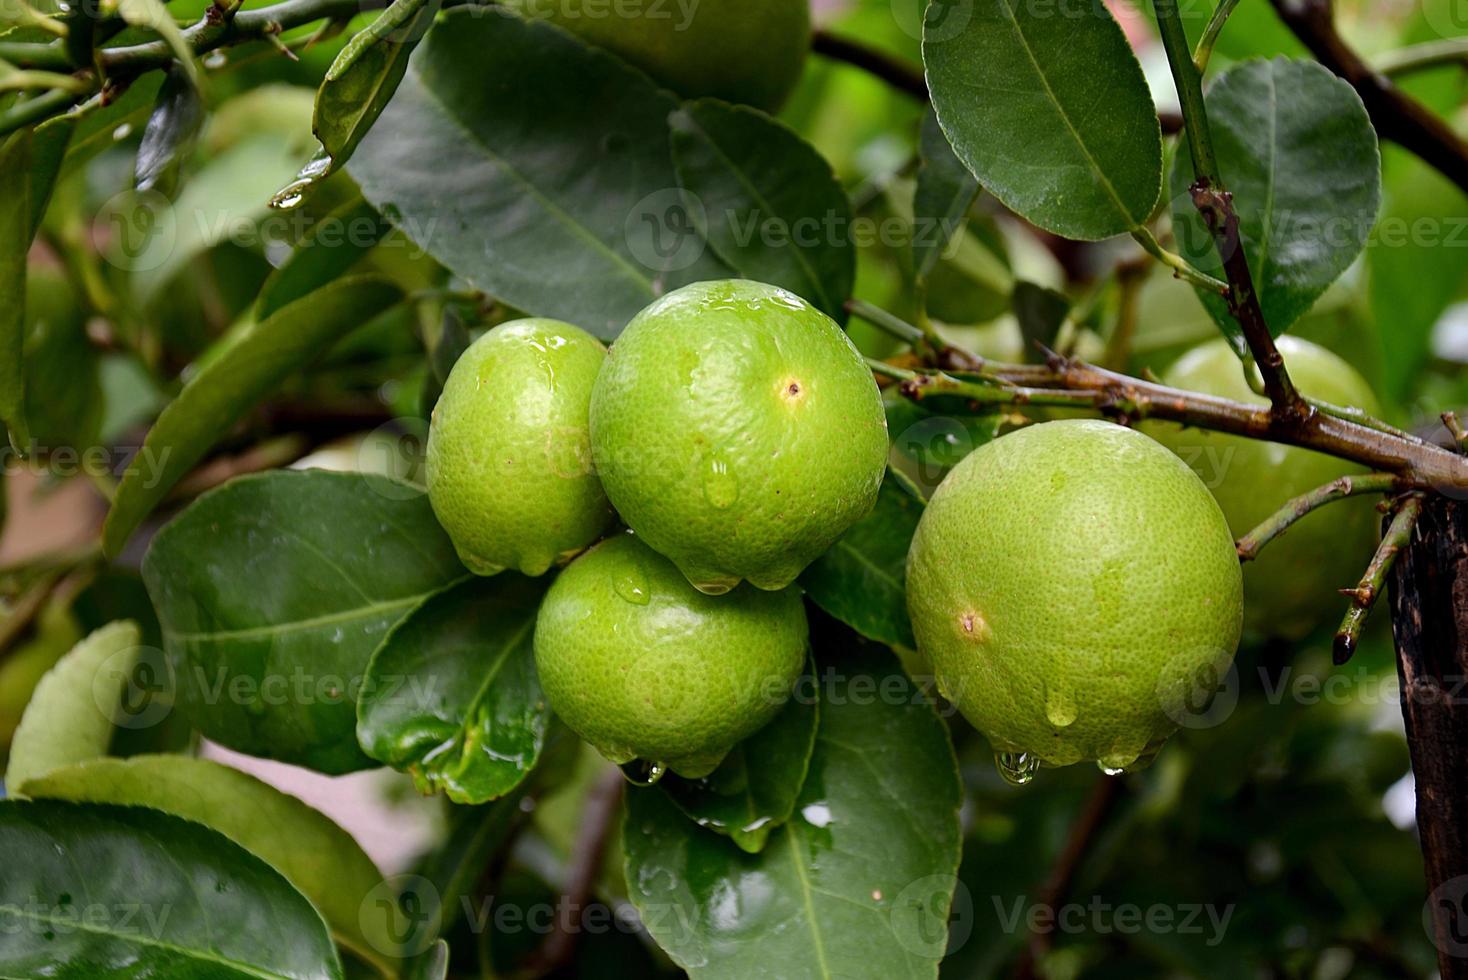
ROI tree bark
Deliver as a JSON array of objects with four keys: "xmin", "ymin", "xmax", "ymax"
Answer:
[{"xmin": 1389, "ymin": 495, "xmax": 1468, "ymax": 978}]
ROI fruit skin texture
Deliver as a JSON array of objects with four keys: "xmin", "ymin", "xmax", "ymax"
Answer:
[
  {"xmin": 427, "ymin": 318, "xmax": 613, "ymax": 577},
  {"xmin": 1145, "ymin": 337, "xmax": 1381, "ymax": 640},
  {"xmin": 906, "ymin": 419, "xmax": 1243, "ymax": 770},
  {"xmin": 590, "ymin": 279, "xmax": 888, "ymax": 595},
  {"xmin": 503, "ymin": 0, "xmax": 809, "ymax": 112},
  {"xmin": 533, "ymin": 532, "xmax": 808, "ymax": 777}
]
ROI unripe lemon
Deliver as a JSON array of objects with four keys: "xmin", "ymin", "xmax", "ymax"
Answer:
[
  {"xmin": 427, "ymin": 319, "xmax": 613, "ymax": 576},
  {"xmin": 590, "ymin": 280, "xmax": 888, "ymax": 595},
  {"xmin": 504, "ymin": 0, "xmax": 809, "ymax": 111},
  {"xmin": 1144, "ymin": 337, "xmax": 1381, "ymax": 640},
  {"xmin": 533, "ymin": 532, "xmax": 808, "ymax": 777},
  {"xmin": 906, "ymin": 419, "xmax": 1243, "ymax": 775}
]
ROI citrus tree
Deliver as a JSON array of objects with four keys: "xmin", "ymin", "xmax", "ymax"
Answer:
[{"xmin": 2, "ymin": 0, "xmax": 1468, "ymax": 977}]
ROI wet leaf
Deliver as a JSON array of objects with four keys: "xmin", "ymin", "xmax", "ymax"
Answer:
[{"xmin": 135, "ymin": 63, "xmax": 205, "ymax": 194}]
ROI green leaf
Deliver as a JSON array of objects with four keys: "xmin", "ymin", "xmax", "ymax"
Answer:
[
  {"xmin": 142, "ymin": 469, "xmax": 466, "ymax": 774},
  {"xmin": 6, "ymin": 621, "xmax": 142, "ymax": 791},
  {"xmin": 800, "ymin": 482, "xmax": 921, "ymax": 649},
  {"xmin": 348, "ymin": 7, "xmax": 731, "ymax": 339},
  {"xmin": 407, "ymin": 941, "xmax": 448, "ymax": 980},
  {"xmin": 0, "ymin": 132, "xmax": 33, "ymax": 451},
  {"xmin": 257, "ymin": 196, "xmax": 392, "ymax": 320},
  {"xmin": 277, "ymin": 0, "xmax": 443, "ymax": 206},
  {"xmin": 357, "ymin": 575, "xmax": 549, "ymax": 804},
  {"xmin": 102, "ymin": 276, "xmax": 404, "ymax": 556},
  {"xmin": 135, "ymin": 63, "xmax": 205, "ymax": 194},
  {"xmin": 1171, "ymin": 58, "xmax": 1381, "ymax": 347},
  {"xmin": 660, "ymin": 657, "xmax": 818, "ymax": 853},
  {"xmin": 1011, "ymin": 280, "xmax": 1071, "ymax": 360},
  {"xmin": 912, "ymin": 109, "xmax": 980, "ymax": 285},
  {"xmin": 624, "ymin": 635, "xmax": 962, "ymax": 977},
  {"xmin": 923, "ymin": 0, "xmax": 1161, "ymax": 240},
  {"xmin": 669, "ymin": 99, "xmax": 854, "ymax": 321},
  {"xmin": 20, "ymin": 755, "xmax": 396, "ymax": 975},
  {"xmin": 0, "ymin": 799, "xmax": 343, "ymax": 980}
]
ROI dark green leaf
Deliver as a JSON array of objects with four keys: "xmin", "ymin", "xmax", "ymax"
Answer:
[
  {"xmin": 6, "ymin": 621, "xmax": 143, "ymax": 790},
  {"xmin": 277, "ymin": 0, "xmax": 443, "ymax": 206},
  {"xmin": 20, "ymin": 756, "xmax": 396, "ymax": 974},
  {"xmin": 0, "ymin": 799, "xmax": 343, "ymax": 979},
  {"xmin": 912, "ymin": 108, "xmax": 979, "ymax": 285},
  {"xmin": 135, "ymin": 63, "xmax": 205, "ymax": 194},
  {"xmin": 660, "ymin": 656, "xmax": 818, "ymax": 853},
  {"xmin": 256, "ymin": 196, "xmax": 391, "ymax": 320},
  {"xmin": 22, "ymin": 265, "xmax": 103, "ymax": 450},
  {"xmin": 142, "ymin": 469, "xmax": 466, "ymax": 774},
  {"xmin": 1171, "ymin": 58, "xmax": 1381, "ymax": 346},
  {"xmin": 624, "ymin": 637, "xmax": 962, "ymax": 977},
  {"xmin": 1, "ymin": 132, "xmax": 33, "ymax": 451},
  {"xmin": 1011, "ymin": 280, "xmax": 1070, "ymax": 360},
  {"xmin": 349, "ymin": 7, "xmax": 731, "ymax": 339},
  {"xmin": 800, "ymin": 482, "xmax": 921, "ymax": 649},
  {"xmin": 669, "ymin": 99, "xmax": 854, "ymax": 320},
  {"xmin": 103, "ymin": 276, "xmax": 404, "ymax": 556},
  {"xmin": 923, "ymin": 0, "xmax": 1161, "ymax": 240},
  {"xmin": 407, "ymin": 941, "xmax": 449, "ymax": 980},
  {"xmin": 358, "ymin": 575, "xmax": 549, "ymax": 803}
]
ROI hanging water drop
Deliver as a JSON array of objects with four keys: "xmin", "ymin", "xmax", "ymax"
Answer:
[
  {"xmin": 1043, "ymin": 686, "xmax": 1077, "ymax": 728},
  {"xmin": 702, "ymin": 451, "xmax": 738, "ymax": 509},
  {"xmin": 1097, "ymin": 761, "xmax": 1125, "ymax": 776},
  {"xmin": 620, "ymin": 760, "xmax": 667, "ymax": 786},
  {"xmin": 995, "ymin": 751, "xmax": 1038, "ymax": 786},
  {"xmin": 203, "ymin": 50, "xmax": 227, "ymax": 69}
]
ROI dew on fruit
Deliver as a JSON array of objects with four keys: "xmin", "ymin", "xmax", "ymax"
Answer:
[
  {"xmin": 703, "ymin": 452, "xmax": 738, "ymax": 509},
  {"xmin": 620, "ymin": 759, "xmax": 667, "ymax": 786},
  {"xmin": 615, "ymin": 564, "xmax": 650, "ymax": 605},
  {"xmin": 1044, "ymin": 686, "xmax": 1077, "ymax": 728},
  {"xmin": 1097, "ymin": 761, "xmax": 1125, "ymax": 776},
  {"xmin": 996, "ymin": 751, "xmax": 1038, "ymax": 786}
]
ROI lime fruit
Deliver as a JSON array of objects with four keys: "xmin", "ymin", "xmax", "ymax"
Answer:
[
  {"xmin": 427, "ymin": 318, "xmax": 613, "ymax": 576},
  {"xmin": 1145, "ymin": 337, "xmax": 1381, "ymax": 640},
  {"xmin": 906, "ymin": 419, "xmax": 1243, "ymax": 773},
  {"xmin": 590, "ymin": 279, "xmax": 888, "ymax": 594},
  {"xmin": 504, "ymin": 0, "xmax": 809, "ymax": 111},
  {"xmin": 534, "ymin": 532, "xmax": 808, "ymax": 777}
]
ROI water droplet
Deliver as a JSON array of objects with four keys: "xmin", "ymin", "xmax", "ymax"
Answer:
[
  {"xmin": 203, "ymin": 50, "xmax": 227, "ymax": 69},
  {"xmin": 1097, "ymin": 761, "xmax": 1125, "ymax": 776},
  {"xmin": 270, "ymin": 186, "xmax": 307, "ymax": 211},
  {"xmin": 111, "ymin": 123, "xmax": 132, "ymax": 141},
  {"xmin": 614, "ymin": 563, "xmax": 650, "ymax": 605},
  {"xmin": 620, "ymin": 760, "xmax": 667, "ymax": 786},
  {"xmin": 1097, "ymin": 742, "xmax": 1143, "ymax": 774},
  {"xmin": 800, "ymin": 802, "xmax": 833, "ymax": 828},
  {"xmin": 995, "ymin": 751, "xmax": 1038, "ymax": 786},
  {"xmin": 1044, "ymin": 687, "xmax": 1077, "ymax": 728},
  {"xmin": 702, "ymin": 451, "xmax": 738, "ymax": 509}
]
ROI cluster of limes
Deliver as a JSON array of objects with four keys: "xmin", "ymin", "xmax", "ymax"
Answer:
[
  {"xmin": 431, "ymin": 271, "xmax": 1376, "ymax": 782},
  {"xmin": 427, "ymin": 279, "xmax": 887, "ymax": 777}
]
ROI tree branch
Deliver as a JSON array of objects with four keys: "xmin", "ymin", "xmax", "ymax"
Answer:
[
  {"xmin": 1236, "ymin": 472, "xmax": 1402, "ymax": 561},
  {"xmin": 1153, "ymin": 0, "xmax": 1306, "ymax": 419},
  {"xmin": 1335, "ymin": 494, "xmax": 1422, "ymax": 664},
  {"xmin": 1271, "ymin": 0, "xmax": 1468, "ymax": 196},
  {"xmin": 810, "ymin": 29, "xmax": 927, "ymax": 99}
]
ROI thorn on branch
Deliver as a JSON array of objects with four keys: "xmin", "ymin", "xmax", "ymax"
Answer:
[
  {"xmin": 1443, "ymin": 412, "xmax": 1468, "ymax": 452},
  {"xmin": 1334, "ymin": 494, "xmax": 1424, "ymax": 665}
]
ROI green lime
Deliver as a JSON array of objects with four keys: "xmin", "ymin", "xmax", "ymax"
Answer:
[
  {"xmin": 534, "ymin": 532, "xmax": 808, "ymax": 778},
  {"xmin": 427, "ymin": 318, "xmax": 613, "ymax": 576},
  {"xmin": 503, "ymin": 0, "xmax": 809, "ymax": 111},
  {"xmin": 1145, "ymin": 337, "xmax": 1381, "ymax": 639},
  {"xmin": 906, "ymin": 419, "xmax": 1243, "ymax": 773},
  {"xmin": 590, "ymin": 279, "xmax": 888, "ymax": 594}
]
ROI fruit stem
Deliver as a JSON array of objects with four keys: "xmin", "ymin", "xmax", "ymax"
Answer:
[
  {"xmin": 1128, "ymin": 227, "xmax": 1227, "ymax": 295},
  {"xmin": 1334, "ymin": 493, "xmax": 1423, "ymax": 665},
  {"xmin": 1235, "ymin": 472, "xmax": 1403, "ymax": 562},
  {"xmin": 1153, "ymin": 0, "xmax": 1308, "ymax": 421}
]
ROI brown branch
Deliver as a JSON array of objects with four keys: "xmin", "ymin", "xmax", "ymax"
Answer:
[
  {"xmin": 1011, "ymin": 776, "xmax": 1124, "ymax": 979},
  {"xmin": 1271, "ymin": 0, "xmax": 1468, "ymax": 196},
  {"xmin": 1443, "ymin": 412, "xmax": 1468, "ymax": 452},
  {"xmin": 521, "ymin": 767, "xmax": 624, "ymax": 975},
  {"xmin": 1335, "ymin": 494, "xmax": 1423, "ymax": 665}
]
